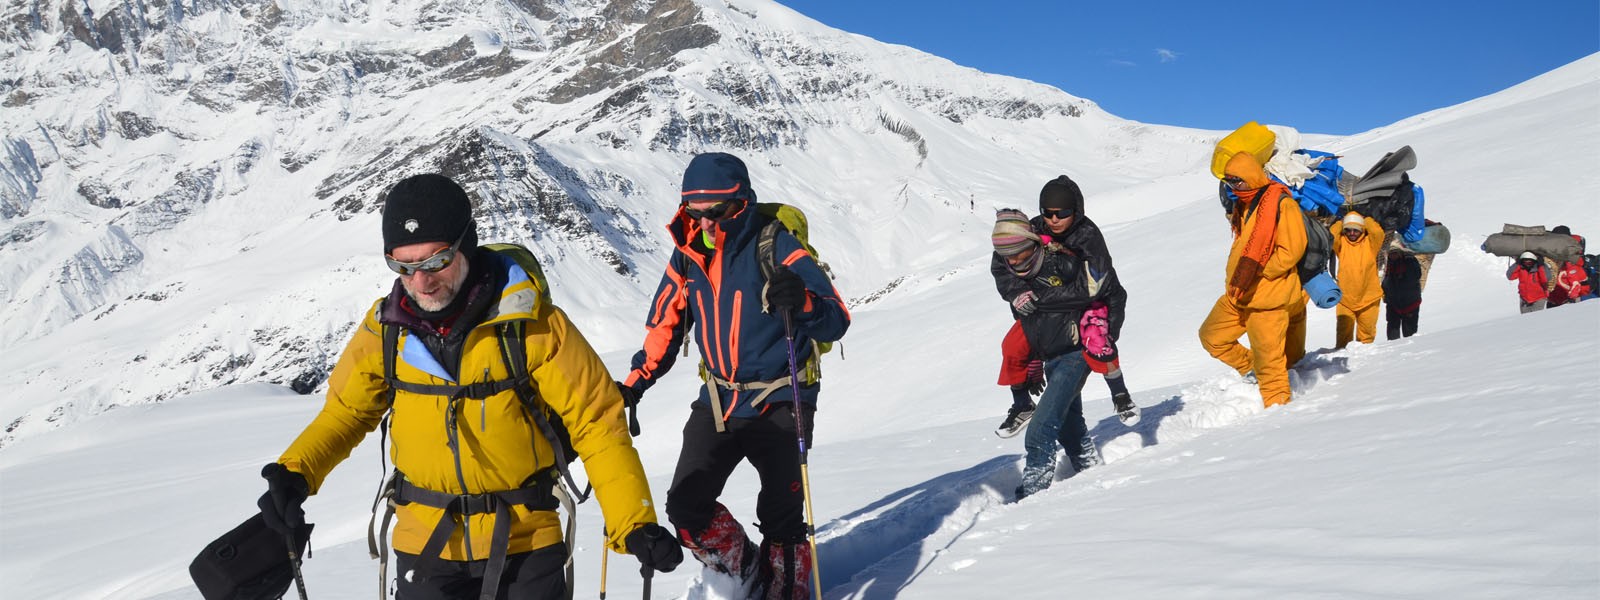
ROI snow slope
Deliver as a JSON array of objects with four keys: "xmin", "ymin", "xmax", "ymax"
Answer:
[{"xmin": 2, "ymin": 14, "xmax": 1598, "ymax": 600}]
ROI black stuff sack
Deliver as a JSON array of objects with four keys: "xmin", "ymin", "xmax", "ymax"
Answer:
[{"xmin": 189, "ymin": 512, "xmax": 311, "ymax": 600}]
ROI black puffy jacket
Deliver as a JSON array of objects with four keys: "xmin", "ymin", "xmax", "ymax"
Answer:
[{"xmin": 991, "ymin": 225, "xmax": 1126, "ymax": 360}]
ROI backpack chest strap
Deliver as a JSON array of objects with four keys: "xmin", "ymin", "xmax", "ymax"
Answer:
[{"xmin": 385, "ymin": 375, "xmax": 528, "ymax": 401}]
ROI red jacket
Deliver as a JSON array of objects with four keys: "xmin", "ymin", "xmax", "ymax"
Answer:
[
  {"xmin": 1507, "ymin": 262, "xmax": 1551, "ymax": 304},
  {"xmin": 1551, "ymin": 261, "xmax": 1590, "ymax": 306}
]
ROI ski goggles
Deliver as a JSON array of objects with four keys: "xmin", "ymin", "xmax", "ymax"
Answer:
[
  {"xmin": 385, "ymin": 234, "xmax": 464, "ymax": 276},
  {"xmin": 1222, "ymin": 175, "xmax": 1247, "ymax": 190},
  {"xmin": 683, "ymin": 200, "xmax": 741, "ymax": 221}
]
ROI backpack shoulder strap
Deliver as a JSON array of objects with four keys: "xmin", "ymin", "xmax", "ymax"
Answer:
[
  {"xmin": 382, "ymin": 319, "xmax": 400, "ymax": 393},
  {"xmin": 756, "ymin": 217, "xmax": 784, "ymax": 282},
  {"xmin": 496, "ymin": 321, "xmax": 591, "ymax": 503}
]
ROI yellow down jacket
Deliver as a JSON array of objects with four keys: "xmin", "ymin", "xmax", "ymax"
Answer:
[{"xmin": 278, "ymin": 260, "xmax": 656, "ymax": 560}]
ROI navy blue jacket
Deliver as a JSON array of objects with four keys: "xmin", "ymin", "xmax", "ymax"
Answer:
[{"xmin": 625, "ymin": 202, "xmax": 849, "ymax": 419}]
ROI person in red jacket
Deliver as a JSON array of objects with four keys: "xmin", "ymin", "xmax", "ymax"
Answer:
[
  {"xmin": 1507, "ymin": 251, "xmax": 1551, "ymax": 313},
  {"xmin": 1549, "ymin": 226, "xmax": 1590, "ymax": 307},
  {"xmin": 1551, "ymin": 259, "xmax": 1590, "ymax": 306}
]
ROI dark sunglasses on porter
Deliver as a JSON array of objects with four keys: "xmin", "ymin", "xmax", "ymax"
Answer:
[
  {"xmin": 1222, "ymin": 176, "xmax": 1247, "ymax": 189},
  {"xmin": 385, "ymin": 234, "xmax": 464, "ymax": 276},
  {"xmin": 683, "ymin": 200, "xmax": 741, "ymax": 221},
  {"xmin": 1041, "ymin": 208, "xmax": 1073, "ymax": 219}
]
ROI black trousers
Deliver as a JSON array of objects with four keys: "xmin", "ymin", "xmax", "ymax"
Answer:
[
  {"xmin": 1386, "ymin": 307, "xmax": 1419, "ymax": 340},
  {"xmin": 666, "ymin": 403, "xmax": 815, "ymax": 544},
  {"xmin": 394, "ymin": 543, "xmax": 566, "ymax": 600}
]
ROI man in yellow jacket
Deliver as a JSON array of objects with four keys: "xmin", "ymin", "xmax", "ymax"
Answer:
[
  {"xmin": 1199, "ymin": 149, "xmax": 1309, "ymax": 408},
  {"xmin": 1330, "ymin": 212, "xmax": 1386, "ymax": 348},
  {"xmin": 256, "ymin": 174, "xmax": 681, "ymax": 599}
]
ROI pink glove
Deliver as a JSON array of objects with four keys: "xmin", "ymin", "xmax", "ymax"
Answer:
[{"xmin": 1079, "ymin": 303, "xmax": 1112, "ymax": 355}]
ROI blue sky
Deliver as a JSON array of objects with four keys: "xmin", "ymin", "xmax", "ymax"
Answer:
[{"xmin": 779, "ymin": 0, "xmax": 1600, "ymax": 135}]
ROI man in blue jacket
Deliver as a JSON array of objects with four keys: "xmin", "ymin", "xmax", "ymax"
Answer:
[{"xmin": 618, "ymin": 152, "xmax": 850, "ymax": 599}]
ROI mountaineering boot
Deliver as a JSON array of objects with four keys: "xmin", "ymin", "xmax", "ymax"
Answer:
[
  {"xmin": 1069, "ymin": 437, "xmax": 1102, "ymax": 473},
  {"xmin": 1112, "ymin": 392, "xmax": 1141, "ymax": 427},
  {"xmin": 680, "ymin": 503, "xmax": 761, "ymax": 591},
  {"xmin": 759, "ymin": 541, "xmax": 813, "ymax": 600},
  {"xmin": 994, "ymin": 403, "xmax": 1035, "ymax": 438}
]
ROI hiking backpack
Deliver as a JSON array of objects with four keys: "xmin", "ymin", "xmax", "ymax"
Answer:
[
  {"xmin": 1585, "ymin": 254, "xmax": 1599, "ymax": 296},
  {"xmin": 753, "ymin": 202, "xmax": 837, "ymax": 383}
]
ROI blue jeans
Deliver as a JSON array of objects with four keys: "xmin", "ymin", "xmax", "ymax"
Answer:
[{"xmin": 1019, "ymin": 352, "xmax": 1092, "ymax": 497}]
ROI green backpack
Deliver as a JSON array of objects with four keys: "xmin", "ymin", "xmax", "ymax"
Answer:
[{"xmin": 753, "ymin": 202, "xmax": 837, "ymax": 382}]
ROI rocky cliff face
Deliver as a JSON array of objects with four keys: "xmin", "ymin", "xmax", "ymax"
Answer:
[{"xmin": 0, "ymin": 0, "xmax": 1179, "ymax": 448}]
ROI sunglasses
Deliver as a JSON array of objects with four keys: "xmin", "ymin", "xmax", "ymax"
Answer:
[
  {"xmin": 386, "ymin": 234, "xmax": 464, "ymax": 276},
  {"xmin": 684, "ymin": 200, "xmax": 741, "ymax": 221},
  {"xmin": 1041, "ymin": 208, "xmax": 1074, "ymax": 220},
  {"xmin": 1222, "ymin": 176, "xmax": 1247, "ymax": 189}
]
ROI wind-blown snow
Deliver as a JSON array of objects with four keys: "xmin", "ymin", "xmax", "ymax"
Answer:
[{"xmin": 1, "ymin": 1, "xmax": 1597, "ymax": 598}]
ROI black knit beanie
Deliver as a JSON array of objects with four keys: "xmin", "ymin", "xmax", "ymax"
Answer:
[
  {"xmin": 381, "ymin": 174, "xmax": 477, "ymax": 255},
  {"xmin": 1039, "ymin": 175, "xmax": 1084, "ymax": 215}
]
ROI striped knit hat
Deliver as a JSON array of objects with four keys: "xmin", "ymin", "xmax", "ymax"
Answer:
[
  {"xmin": 993, "ymin": 209, "xmax": 1045, "ymax": 278},
  {"xmin": 992, "ymin": 209, "xmax": 1041, "ymax": 256}
]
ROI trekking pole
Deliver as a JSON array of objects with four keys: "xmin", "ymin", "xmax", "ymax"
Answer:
[
  {"xmin": 640, "ymin": 564, "xmax": 653, "ymax": 600},
  {"xmin": 285, "ymin": 532, "xmax": 310, "ymax": 600},
  {"xmin": 599, "ymin": 541, "xmax": 609, "ymax": 600},
  {"xmin": 780, "ymin": 308, "xmax": 824, "ymax": 600}
]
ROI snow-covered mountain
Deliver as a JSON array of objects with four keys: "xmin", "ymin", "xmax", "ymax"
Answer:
[
  {"xmin": 1, "ymin": 0, "xmax": 1222, "ymax": 446},
  {"xmin": 2, "ymin": 2, "xmax": 1597, "ymax": 598}
]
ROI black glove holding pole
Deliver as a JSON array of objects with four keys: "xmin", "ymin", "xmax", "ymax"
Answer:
[
  {"xmin": 625, "ymin": 523, "xmax": 683, "ymax": 573},
  {"xmin": 764, "ymin": 267, "xmax": 808, "ymax": 312},
  {"xmin": 258, "ymin": 463, "xmax": 309, "ymax": 537}
]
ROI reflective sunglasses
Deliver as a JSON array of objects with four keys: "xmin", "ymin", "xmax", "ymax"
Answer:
[
  {"xmin": 385, "ymin": 234, "xmax": 464, "ymax": 276},
  {"xmin": 1041, "ymin": 208, "xmax": 1074, "ymax": 220},
  {"xmin": 1222, "ymin": 175, "xmax": 1247, "ymax": 190},
  {"xmin": 683, "ymin": 200, "xmax": 740, "ymax": 221}
]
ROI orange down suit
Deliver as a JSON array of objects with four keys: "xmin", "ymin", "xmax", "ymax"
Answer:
[
  {"xmin": 1199, "ymin": 157, "xmax": 1309, "ymax": 408},
  {"xmin": 1331, "ymin": 216, "xmax": 1386, "ymax": 348}
]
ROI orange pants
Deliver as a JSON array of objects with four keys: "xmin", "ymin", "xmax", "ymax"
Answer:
[
  {"xmin": 1286, "ymin": 299, "xmax": 1306, "ymax": 370},
  {"xmin": 1334, "ymin": 301, "xmax": 1380, "ymax": 349},
  {"xmin": 1199, "ymin": 295, "xmax": 1292, "ymax": 408}
]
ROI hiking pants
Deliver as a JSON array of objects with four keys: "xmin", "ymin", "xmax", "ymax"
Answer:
[
  {"xmin": 394, "ymin": 543, "xmax": 566, "ymax": 600},
  {"xmin": 997, "ymin": 320, "xmax": 1031, "ymax": 386},
  {"xmin": 1286, "ymin": 299, "xmax": 1307, "ymax": 369},
  {"xmin": 1019, "ymin": 352, "xmax": 1093, "ymax": 497},
  {"xmin": 667, "ymin": 403, "xmax": 815, "ymax": 545},
  {"xmin": 1199, "ymin": 295, "xmax": 1292, "ymax": 408},
  {"xmin": 1335, "ymin": 300, "xmax": 1380, "ymax": 349},
  {"xmin": 1385, "ymin": 305, "xmax": 1418, "ymax": 340}
]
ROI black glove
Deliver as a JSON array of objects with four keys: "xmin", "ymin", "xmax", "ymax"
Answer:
[
  {"xmin": 764, "ymin": 267, "xmax": 808, "ymax": 313},
  {"xmin": 616, "ymin": 381, "xmax": 642, "ymax": 436},
  {"xmin": 1024, "ymin": 360, "xmax": 1046, "ymax": 396},
  {"xmin": 258, "ymin": 463, "xmax": 309, "ymax": 537},
  {"xmin": 626, "ymin": 523, "xmax": 683, "ymax": 573},
  {"xmin": 615, "ymin": 381, "xmax": 642, "ymax": 408}
]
